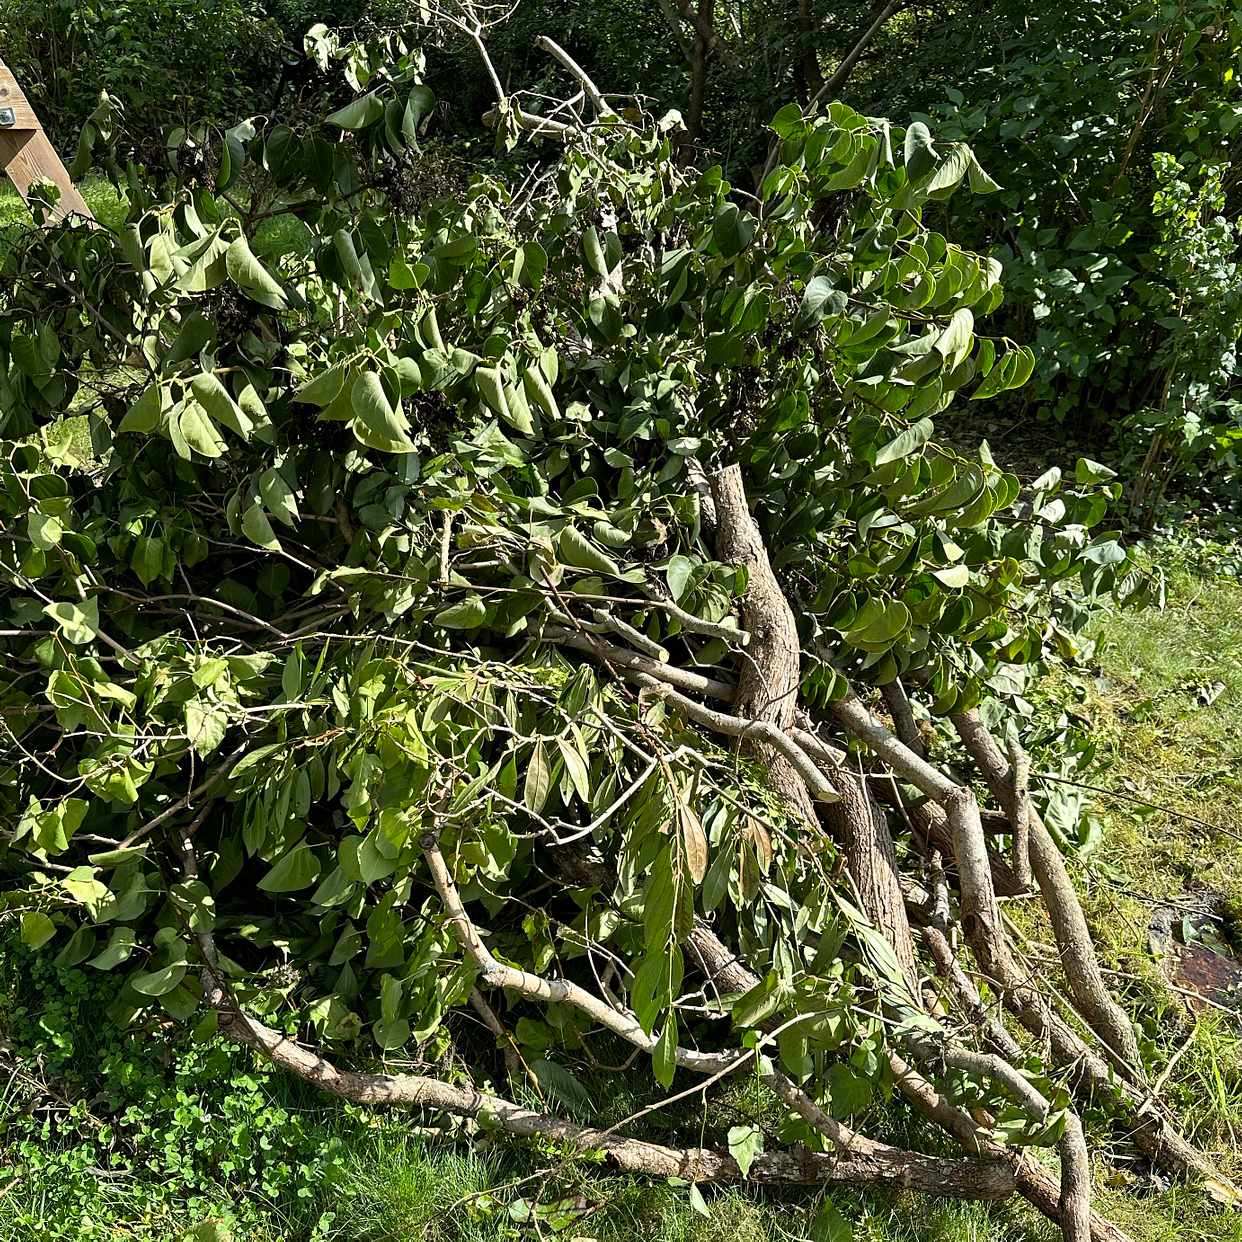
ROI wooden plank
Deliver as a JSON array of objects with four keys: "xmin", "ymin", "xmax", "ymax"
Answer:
[
  {"xmin": 0, "ymin": 66, "xmax": 40, "ymax": 130},
  {"xmin": 0, "ymin": 57, "xmax": 95, "ymax": 226}
]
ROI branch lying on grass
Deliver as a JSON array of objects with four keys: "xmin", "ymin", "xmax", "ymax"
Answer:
[
  {"xmin": 952, "ymin": 709, "xmax": 1144, "ymax": 1074},
  {"xmin": 204, "ymin": 980, "xmax": 1016, "ymax": 1192}
]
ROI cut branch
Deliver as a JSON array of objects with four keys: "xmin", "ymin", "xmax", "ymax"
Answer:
[
  {"xmin": 951, "ymin": 709, "xmax": 1142, "ymax": 1074},
  {"xmin": 535, "ymin": 36, "xmax": 615, "ymax": 116},
  {"xmin": 206, "ymin": 984, "xmax": 1008, "ymax": 1191},
  {"xmin": 710, "ymin": 463, "xmax": 822, "ymax": 824}
]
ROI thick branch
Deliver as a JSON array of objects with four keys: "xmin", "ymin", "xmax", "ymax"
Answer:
[
  {"xmin": 631, "ymin": 672, "xmax": 838, "ymax": 803},
  {"xmin": 207, "ymin": 987, "xmax": 1006, "ymax": 1191},
  {"xmin": 951, "ymin": 709, "xmax": 1142, "ymax": 1075},
  {"xmin": 535, "ymin": 36, "xmax": 614, "ymax": 116},
  {"xmin": 424, "ymin": 832, "xmax": 738, "ymax": 1075},
  {"xmin": 710, "ymin": 463, "xmax": 822, "ymax": 825},
  {"xmin": 823, "ymin": 765, "xmax": 919, "ymax": 988},
  {"xmin": 809, "ymin": 0, "xmax": 907, "ymax": 106}
]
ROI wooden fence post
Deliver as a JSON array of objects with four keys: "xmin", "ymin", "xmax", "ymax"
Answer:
[{"xmin": 0, "ymin": 58, "xmax": 96, "ymax": 225}]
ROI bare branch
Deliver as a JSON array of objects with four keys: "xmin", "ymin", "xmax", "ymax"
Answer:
[{"xmin": 535, "ymin": 36, "xmax": 614, "ymax": 116}]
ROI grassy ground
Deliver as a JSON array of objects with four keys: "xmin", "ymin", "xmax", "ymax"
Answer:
[
  {"xmin": 0, "ymin": 176, "xmax": 128, "ymax": 233},
  {"xmin": 0, "ymin": 176, "xmax": 308, "ymax": 255}
]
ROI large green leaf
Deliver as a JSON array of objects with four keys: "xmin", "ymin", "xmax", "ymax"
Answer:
[
  {"xmin": 351, "ymin": 371, "xmax": 416, "ymax": 453},
  {"xmin": 226, "ymin": 236, "xmax": 288, "ymax": 310},
  {"xmin": 258, "ymin": 844, "xmax": 321, "ymax": 893}
]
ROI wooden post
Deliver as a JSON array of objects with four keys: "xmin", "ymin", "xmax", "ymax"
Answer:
[{"xmin": 0, "ymin": 57, "xmax": 95, "ymax": 225}]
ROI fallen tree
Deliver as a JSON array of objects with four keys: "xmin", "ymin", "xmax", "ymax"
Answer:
[{"xmin": 1, "ymin": 18, "xmax": 1236, "ymax": 1240}]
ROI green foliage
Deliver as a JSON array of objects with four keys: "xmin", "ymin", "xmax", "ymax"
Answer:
[
  {"xmin": 0, "ymin": 0, "xmax": 289, "ymax": 159},
  {"xmin": 0, "ymin": 936, "xmax": 350, "ymax": 1240},
  {"xmin": 909, "ymin": 1, "xmax": 1242, "ymax": 489},
  {"xmin": 0, "ymin": 21, "xmax": 1156, "ymax": 1191}
]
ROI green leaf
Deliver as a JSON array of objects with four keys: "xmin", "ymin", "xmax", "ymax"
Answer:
[
  {"xmin": 524, "ymin": 740, "xmax": 551, "ymax": 814},
  {"xmin": 522, "ymin": 364, "xmax": 559, "ymax": 419},
  {"xmin": 1005, "ymin": 346, "xmax": 1036, "ymax": 390},
  {"xmin": 226, "ymin": 235, "xmax": 288, "ymax": 310},
  {"xmin": 189, "ymin": 373, "xmax": 252, "ymax": 439},
  {"xmin": 903, "ymin": 121, "xmax": 937, "ymax": 180},
  {"xmin": 434, "ymin": 596, "xmax": 487, "ymax": 629},
  {"xmin": 809, "ymin": 1199, "xmax": 854, "ymax": 1242},
  {"xmin": 326, "ymin": 91, "xmax": 385, "ymax": 129},
  {"xmin": 1075, "ymin": 457, "xmax": 1118, "ymax": 484},
  {"xmin": 531, "ymin": 1060, "xmax": 594, "ymax": 1118},
  {"xmin": 28, "ymin": 512, "xmax": 63, "ymax": 551},
  {"xmin": 653, "ymin": 1014, "xmax": 678, "ymax": 1088},
  {"xmin": 258, "ymin": 844, "xmax": 321, "ymax": 893},
  {"xmin": 130, "ymin": 962, "xmax": 188, "ymax": 997},
  {"xmin": 798, "ymin": 275, "xmax": 846, "ymax": 329},
  {"xmin": 515, "ymin": 241, "xmax": 548, "ymax": 290},
  {"xmin": 581, "ymin": 226, "xmax": 609, "ymax": 278},
  {"xmin": 556, "ymin": 737, "xmax": 591, "ymax": 803},
  {"xmin": 178, "ymin": 398, "xmax": 227, "ymax": 458},
  {"xmin": 44, "ymin": 598, "xmax": 100, "ymax": 645},
  {"xmin": 966, "ymin": 151, "xmax": 1002, "ymax": 194},
  {"xmin": 119, "ymin": 383, "xmax": 167, "ymax": 434},
  {"xmin": 259, "ymin": 468, "xmax": 299, "ymax": 527},
  {"xmin": 242, "ymin": 503, "xmax": 281, "ymax": 551},
  {"xmin": 873, "ymin": 417, "xmax": 933, "ymax": 465},
  {"xmin": 475, "ymin": 365, "xmax": 513, "ymax": 421},
  {"xmin": 185, "ymin": 701, "xmax": 228, "ymax": 757},
  {"xmin": 132, "ymin": 535, "xmax": 166, "ymax": 586},
  {"xmin": 712, "ymin": 202, "xmax": 755, "ymax": 258},
  {"xmin": 295, "ymin": 363, "xmax": 348, "ymax": 406},
  {"xmin": 845, "ymin": 601, "xmax": 910, "ymax": 650},
  {"xmin": 558, "ymin": 526, "xmax": 621, "ymax": 576},
  {"xmin": 333, "ymin": 229, "xmax": 380, "ymax": 300},
  {"xmin": 21, "ymin": 911, "xmax": 56, "ymax": 949},
  {"xmin": 933, "ymin": 308, "xmax": 974, "ymax": 370},
  {"xmin": 825, "ymin": 1063, "xmax": 872, "ymax": 1117},
  {"xmin": 664, "ymin": 555, "xmax": 696, "ymax": 603},
  {"xmin": 351, "ymin": 371, "xmax": 416, "ymax": 453},
  {"xmin": 727, "ymin": 1124, "xmax": 764, "ymax": 1178},
  {"xmin": 931, "ymin": 564, "xmax": 970, "ymax": 588},
  {"xmin": 89, "ymin": 926, "xmax": 137, "ymax": 970}
]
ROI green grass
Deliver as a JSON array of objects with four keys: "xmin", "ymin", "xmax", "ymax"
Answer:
[
  {"xmin": 0, "ymin": 175, "xmax": 129, "ymax": 233},
  {"xmin": 0, "ymin": 175, "xmax": 310, "ymax": 255}
]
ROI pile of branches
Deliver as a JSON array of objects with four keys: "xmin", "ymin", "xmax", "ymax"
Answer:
[{"xmin": 1, "ymin": 16, "xmax": 1235, "ymax": 1241}]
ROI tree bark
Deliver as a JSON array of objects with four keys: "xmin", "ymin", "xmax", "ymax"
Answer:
[
  {"xmin": 795, "ymin": 0, "xmax": 825, "ymax": 98},
  {"xmin": 207, "ymin": 986, "xmax": 1011, "ymax": 1194},
  {"xmin": 822, "ymin": 766, "xmax": 919, "ymax": 988},
  {"xmin": 686, "ymin": 0, "xmax": 716, "ymax": 149},
  {"xmin": 710, "ymin": 464, "xmax": 820, "ymax": 827},
  {"xmin": 950, "ymin": 709, "xmax": 1144, "ymax": 1077}
]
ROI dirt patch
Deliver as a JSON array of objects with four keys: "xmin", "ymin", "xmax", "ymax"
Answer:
[{"xmin": 1149, "ymin": 896, "xmax": 1242, "ymax": 1014}]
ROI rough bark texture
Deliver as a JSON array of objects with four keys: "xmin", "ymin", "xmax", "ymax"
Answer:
[
  {"xmin": 686, "ymin": 0, "xmax": 716, "ymax": 146},
  {"xmin": 890, "ymin": 1050, "xmax": 1129, "ymax": 1242},
  {"xmin": 823, "ymin": 766, "xmax": 920, "ymax": 988},
  {"xmin": 208, "ymin": 988, "xmax": 1012, "ymax": 1194},
  {"xmin": 710, "ymin": 464, "xmax": 819, "ymax": 827},
  {"xmin": 697, "ymin": 475, "xmax": 1109, "ymax": 1238},
  {"xmin": 951, "ymin": 709, "xmax": 1144, "ymax": 1076},
  {"xmin": 880, "ymin": 679, "xmax": 925, "ymax": 757}
]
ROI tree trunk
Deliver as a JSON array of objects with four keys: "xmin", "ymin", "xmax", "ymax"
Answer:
[
  {"xmin": 822, "ymin": 766, "xmax": 919, "ymax": 987},
  {"xmin": 710, "ymin": 464, "xmax": 818, "ymax": 828}
]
